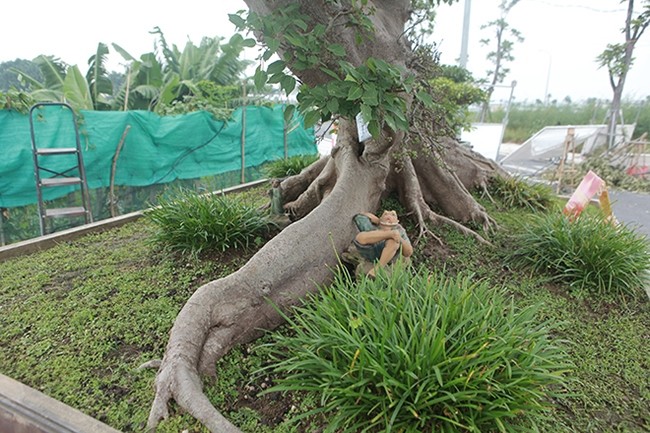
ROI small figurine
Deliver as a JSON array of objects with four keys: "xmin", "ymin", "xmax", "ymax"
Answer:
[{"xmin": 353, "ymin": 210, "xmax": 413, "ymax": 277}]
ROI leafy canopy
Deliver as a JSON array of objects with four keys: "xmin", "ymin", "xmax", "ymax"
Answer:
[{"xmin": 229, "ymin": 2, "xmax": 450, "ymax": 137}]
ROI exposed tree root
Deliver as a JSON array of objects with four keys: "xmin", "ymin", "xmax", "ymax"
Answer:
[
  {"xmin": 146, "ymin": 0, "xmax": 510, "ymax": 429},
  {"xmin": 147, "ymin": 123, "xmax": 392, "ymax": 433}
]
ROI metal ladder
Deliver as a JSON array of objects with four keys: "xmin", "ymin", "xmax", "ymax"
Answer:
[{"xmin": 29, "ymin": 102, "xmax": 93, "ymax": 236}]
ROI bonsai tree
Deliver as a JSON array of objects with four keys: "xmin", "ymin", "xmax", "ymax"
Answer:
[{"xmin": 147, "ymin": 1, "xmax": 507, "ymax": 431}]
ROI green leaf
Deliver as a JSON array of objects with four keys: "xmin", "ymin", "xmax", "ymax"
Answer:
[
  {"xmin": 268, "ymin": 60, "xmax": 286, "ymax": 75},
  {"xmin": 327, "ymin": 82, "xmax": 349, "ymax": 98},
  {"xmin": 361, "ymin": 85, "xmax": 379, "ymax": 106},
  {"xmin": 366, "ymin": 58, "xmax": 377, "ymax": 73},
  {"xmin": 266, "ymin": 38, "xmax": 280, "ymax": 54},
  {"xmin": 229, "ymin": 33, "xmax": 244, "ymax": 45},
  {"xmin": 228, "ymin": 14, "xmax": 246, "ymax": 28},
  {"xmin": 63, "ymin": 65, "xmax": 93, "ymax": 110},
  {"xmin": 283, "ymin": 104, "xmax": 296, "ymax": 123},
  {"xmin": 367, "ymin": 119, "xmax": 380, "ymax": 138},
  {"xmin": 253, "ymin": 68, "xmax": 268, "ymax": 90},
  {"xmin": 312, "ymin": 24, "xmax": 326, "ymax": 37},
  {"xmin": 326, "ymin": 98, "xmax": 339, "ymax": 114},
  {"xmin": 303, "ymin": 110, "xmax": 321, "ymax": 128},
  {"xmin": 281, "ymin": 75, "xmax": 296, "ymax": 95},
  {"xmin": 360, "ymin": 104, "xmax": 372, "ymax": 124},
  {"xmin": 346, "ymin": 85, "xmax": 363, "ymax": 101},
  {"xmin": 327, "ymin": 44, "xmax": 347, "ymax": 57},
  {"xmin": 285, "ymin": 34, "xmax": 306, "ymax": 49},
  {"xmin": 416, "ymin": 90, "xmax": 435, "ymax": 108},
  {"xmin": 242, "ymin": 38, "xmax": 257, "ymax": 48},
  {"xmin": 320, "ymin": 67, "xmax": 340, "ymax": 80},
  {"xmin": 266, "ymin": 72, "xmax": 283, "ymax": 84},
  {"xmin": 294, "ymin": 19, "xmax": 308, "ymax": 31},
  {"xmin": 384, "ymin": 113, "xmax": 398, "ymax": 132}
]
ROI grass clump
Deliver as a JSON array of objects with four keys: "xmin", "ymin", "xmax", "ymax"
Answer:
[
  {"xmin": 511, "ymin": 213, "xmax": 650, "ymax": 299},
  {"xmin": 264, "ymin": 154, "xmax": 320, "ymax": 178},
  {"xmin": 145, "ymin": 188, "xmax": 273, "ymax": 257},
  {"xmin": 488, "ymin": 175, "xmax": 555, "ymax": 212},
  {"xmin": 266, "ymin": 265, "xmax": 570, "ymax": 433}
]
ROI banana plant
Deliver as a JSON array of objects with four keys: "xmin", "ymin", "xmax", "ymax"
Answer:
[
  {"xmin": 13, "ymin": 55, "xmax": 66, "ymax": 102},
  {"xmin": 111, "ymin": 45, "xmax": 164, "ymax": 110},
  {"xmin": 86, "ymin": 43, "xmax": 114, "ymax": 110},
  {"xmin": 64, "ymin": 65, "xmax": 93, "ymax": 110},
  {"xmin": 149, "ymin": 27, "xmax": 251, "ymax": 110},
  {"xmin": 11, "ymin": 52, "xmax": 105, "ymax": 111}
]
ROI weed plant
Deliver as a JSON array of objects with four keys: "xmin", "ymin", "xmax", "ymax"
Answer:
[
  {"xmin": 145, "ymin": 188, "xmax": 273, "ymax": 257},
  {"xmin": 488, "ymin": 175, "xmax": 555, "ymax": 212},
  {"xmin": 264, "ymin": 154, "xmax": 320, "ymax": 178},
  {"xmin": 266, "ymin": 265, "xmax": 570, "ymax": 433},
  {"xmin": 511, "ymin": 213, "xmax": 650, "ymax": 299}
]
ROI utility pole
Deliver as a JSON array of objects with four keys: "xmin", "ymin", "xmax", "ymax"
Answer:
[{"xmin": 459, "ymin": 0, "xmax": 472, "ymax": 68}]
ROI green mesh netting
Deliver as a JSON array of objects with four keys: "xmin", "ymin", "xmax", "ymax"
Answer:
[{"xmin": 0, "ymin": 104, "xmax": 316, "ymax": 208}]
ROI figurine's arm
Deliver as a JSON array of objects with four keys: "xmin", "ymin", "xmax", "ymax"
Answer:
[{"xmin": 359, "ymin": 212, "xmax": 380, "ymax": 225}]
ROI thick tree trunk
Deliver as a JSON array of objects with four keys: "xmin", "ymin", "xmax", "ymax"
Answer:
[
  {"xmin": 147, "ymin": 2, "xmax": 506, "ymax": 431},
  {"xmin": 148, "ymin": 121, "xmax": 392, "ymax": 431}
]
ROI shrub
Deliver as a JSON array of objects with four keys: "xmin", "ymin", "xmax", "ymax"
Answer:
[
  {"xmin": 144, "ymin": 188, "xmax": 272, "ymax": 256},
  {"xmin": 511, "ymin": 213, "xmax": 650, "ymax": 299},
  {"xmin": 264, "ymin": 154, "xmax": 319, "ymax": 178},
  {"xmin": 488, "ymin": 175, "xmax": 555, "ymax": 212},
  {"xmin": 266, "ymin": 265, "xmax": 570, "ymax": 433}
]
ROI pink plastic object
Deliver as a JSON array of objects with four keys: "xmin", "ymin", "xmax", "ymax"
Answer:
[{"xmin": 563, "ymin": 170, "xmax": 605, "ymax": 218}]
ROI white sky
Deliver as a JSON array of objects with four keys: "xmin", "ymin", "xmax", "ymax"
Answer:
[{"xmin": 2, "ymin": 0, "xmax": 648, "ymax": 104}]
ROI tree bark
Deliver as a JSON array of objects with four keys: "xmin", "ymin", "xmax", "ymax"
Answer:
[{"xmin": 147, "ymin": 2, "xmax": 505, "ymax": 431}]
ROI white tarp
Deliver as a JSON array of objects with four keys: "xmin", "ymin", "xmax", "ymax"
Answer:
[
  {"xmin": 500, "ymin": 124, "xmax": 636, "ymax": 165},
  {"xmin": 460, "ymin": 123, "xmax": 505, "ymax": 161}
]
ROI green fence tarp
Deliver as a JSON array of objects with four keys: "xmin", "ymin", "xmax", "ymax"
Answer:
[{"xmin": 0, "ymin": 105, "xmax": 316, "ymax": 208}]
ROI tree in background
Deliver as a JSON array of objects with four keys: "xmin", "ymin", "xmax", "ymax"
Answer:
[
  {"xmin": 145, "ymin": 1, "xmax": 510, "ymax": 432},
  {"xmin": 12, "ymin": 49, "xmax": 114, "ymax": 111},
  {"xmin": 0, "ymin": 59, "xmax": 42, "ymax": 92},
  {"xmin": 597, "ymin": 0, "xmax": 650, "ymax": 147},
  {"xmin": 4, "ymin": 29, "xmax": 250, "ymax": 114},
  {"xmin": 478, "ymin": 0, "xmax": 523, "ymax": 122}
]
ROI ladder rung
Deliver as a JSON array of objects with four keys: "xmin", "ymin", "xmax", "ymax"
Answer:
[
  {"xmin": 41, "ymin": 177, "xmax": 82, "ymax": 187},
  {"xmin": 45, "ymin": 207, "xmax": 87, "ymax": 218},
  {"xmin": 36, "ymin": 147, "xmax": 78, "ymax": 155}
]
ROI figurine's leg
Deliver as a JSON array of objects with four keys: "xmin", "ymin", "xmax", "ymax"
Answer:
[{"xmin": 368, "ymin": 239, "xmax": 400, "ymax": 277}]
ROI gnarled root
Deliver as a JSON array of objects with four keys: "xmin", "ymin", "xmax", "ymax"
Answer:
[
  {"xmin": 147, "ymin": 135, "xmax": 390, "ymax": 433},
  {"xmin": 282, "ymin": 156, "xmax": 337, "ymax": 220}
]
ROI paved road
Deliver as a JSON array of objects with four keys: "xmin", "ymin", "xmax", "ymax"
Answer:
[{"xmin": 609, "ymin": 190, "xmax": 650, "ymax": 240}]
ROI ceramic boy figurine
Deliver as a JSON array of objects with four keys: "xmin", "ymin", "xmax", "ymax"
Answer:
[{"xmin": 353, "ymin": 210, "xmax": 413, "ymax": 277}]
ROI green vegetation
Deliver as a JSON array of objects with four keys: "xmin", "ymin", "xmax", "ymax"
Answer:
[
  {"xmin": 0, "ymin": 168, "xmax": 266, "ymax": 245},
  {"xmin": 488, "ymin": 99, "xmax": 650, "ymax": 143},
  {"xmin": 488, "ymin": 175, "xmax": 555, "ymax": 212},
  {"xmin": 267, "ymin": 265, "xmax": 570, "ymax": 433},
  {"xmin": 510, "ymin": 213, "xmax": 650, "ymax": 300},
  {"xmin": 0, "ymin": 186, "xmax": 649, "ymax": 433},
  {"xmin": 264, "ymin": 154, "xmax": 320, "ymax": 178},
  {"xmin": 0, "ymin": 28, "xmax": 251, "ymax": 114},
  {"xmin": 144, "ymin": 188, "xmax": 274, "ymax": 257}
]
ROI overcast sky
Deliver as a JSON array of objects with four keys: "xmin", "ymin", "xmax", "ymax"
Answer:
[{"xmin": 2, "ymin": 0, "xmax": 648, "ymax": 104}]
